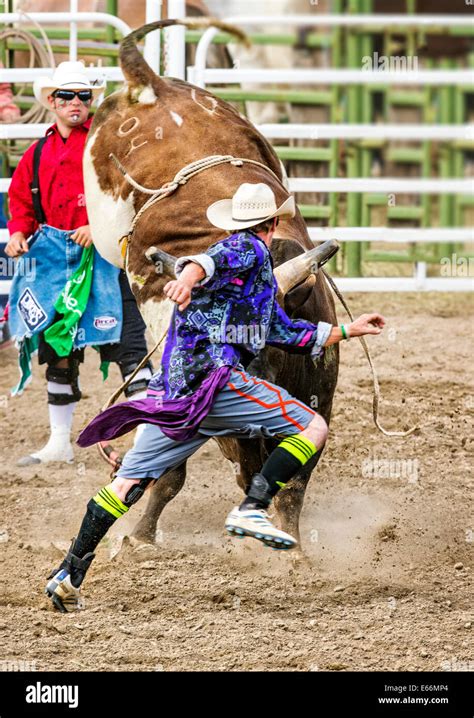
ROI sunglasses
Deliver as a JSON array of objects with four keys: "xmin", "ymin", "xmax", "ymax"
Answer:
[{"xmin": 53, "ymin": 89, "xmax": 93, "ymax": 104}]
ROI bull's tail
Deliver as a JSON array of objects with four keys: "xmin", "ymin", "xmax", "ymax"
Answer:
[{"xmin": 119, "ymin": 18, "xmax": 249, "ymax": 89}]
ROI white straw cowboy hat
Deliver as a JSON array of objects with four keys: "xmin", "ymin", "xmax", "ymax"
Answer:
[
  {"xmin": 33, "ymin": 61, "xmax": 105, "ymax": 110},
  {"xmin": 207, "ymin": 182, "xmax": 296, "ymax": 231}
]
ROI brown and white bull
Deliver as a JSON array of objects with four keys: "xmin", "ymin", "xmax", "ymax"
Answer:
[{"xmin": 83, "ymin": 19, "xmax": 339, "ymax": 548}]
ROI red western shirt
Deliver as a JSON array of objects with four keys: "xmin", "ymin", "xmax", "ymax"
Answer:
[{"xmin": 7, "ymin": 117, "xmax": 92, "ymax": 237}]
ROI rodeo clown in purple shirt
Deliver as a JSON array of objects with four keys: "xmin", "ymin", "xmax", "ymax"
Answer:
[{"xmin": 45, "ymin": 183, "xmax": 385, "ymax": 612}]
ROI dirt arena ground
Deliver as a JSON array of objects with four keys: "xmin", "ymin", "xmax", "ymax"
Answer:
[{"xmin": 0, "ymin": 292, "xmax": 472, "ymax": 672}]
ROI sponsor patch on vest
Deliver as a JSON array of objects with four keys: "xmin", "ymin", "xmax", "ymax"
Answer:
[
  {"xmin": 17, "ymin": 288, "xmax": 47, "ymax": 332},
  {"xmin": 93, "ymin": 315, "xmax": 118, "ymax": 330}
]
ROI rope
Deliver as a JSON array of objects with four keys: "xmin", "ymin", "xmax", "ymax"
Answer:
[
  {"xmin": 101, "ymin": 327, "xmax": 169, "ymax": 412},
  {"xmin": 0, "ymin": 12, "xmax": 55, "ymax": 135},
  {"xmin": 97, "ymin": 326, "xmax": 169, "ymax": 472},
  {"xmin": 19, "ymin": 10, "xmax": 56, "ymax": 70},
  {"xmin": 109, "ymin": 152, "xmax": 282, "ymax": 253},
  {"xmin": 322, "ymin": 269, "xmax": 419, "ymax": 438}
]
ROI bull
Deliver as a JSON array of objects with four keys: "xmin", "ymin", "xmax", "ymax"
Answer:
[{"xmin": 83, "ymin": 19, "xmax": 339, "ymax": 549}]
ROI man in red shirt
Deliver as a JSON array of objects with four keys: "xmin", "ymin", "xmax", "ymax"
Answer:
[{"xmin": 6, "ymin": 62, "xmax": 151, "ymax": 465}]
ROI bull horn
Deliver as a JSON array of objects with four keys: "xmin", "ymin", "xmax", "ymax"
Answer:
[
  {"xmin": 145, "ymin": 246, "xmax": 177, "ymax": 278},
  {"xmin": 145, "ymin": 238, "xmax": 339, "ymax": 291},
  {"xmin": 273, "ymin": 239, "xmax": 340, "ymax": 296}
]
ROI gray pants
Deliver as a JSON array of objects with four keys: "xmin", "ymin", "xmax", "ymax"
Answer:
[{"xmin": 116, "ymin": 367, "xmax": 316, "ymax": 480}]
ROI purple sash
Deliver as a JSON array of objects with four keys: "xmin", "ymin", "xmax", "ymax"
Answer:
[{"xmin": 77, "ymin": 365, "xmax": 232, "ymax": 446}]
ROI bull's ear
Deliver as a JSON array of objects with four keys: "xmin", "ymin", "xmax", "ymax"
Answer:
[{"xmin": 283, "ymin": 274, "xmax": 316, "ymax": 315}]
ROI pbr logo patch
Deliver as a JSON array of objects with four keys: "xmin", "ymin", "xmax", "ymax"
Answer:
[
  {"xmin": 93, "ymin": 316, "xmax": 118, "ymax": 331},
  {"xmin": 17, "ymin": 288, "xmax": 47, "ymax": 331}
]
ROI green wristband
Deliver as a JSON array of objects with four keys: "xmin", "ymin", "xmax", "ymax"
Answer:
[{"xmin": 340, "ymin": 324, "xmax": 348, "ymax": 340}]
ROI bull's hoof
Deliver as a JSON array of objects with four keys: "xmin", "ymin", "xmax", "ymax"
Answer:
[
  {"xmin": 111, "ymin": 535, "xmax": 161, "ymax": 563},
  {"xmin": 130, "ymin": 521, "xmax": 158, "ymax": 545},
  {"xmin": 110, "ymin": 534, "xmax": 132, "ymax": 561},
  {"xmin": 129, "ymin": 530, "xmax": 156, "ymax": 545},
  {"xmin": 129, "ymin": 537, "xmax": 161, "ymax": 562}
]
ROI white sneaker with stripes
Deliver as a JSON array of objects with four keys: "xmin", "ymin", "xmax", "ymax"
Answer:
[
  {"xmin": 225, "ymin": 506, "xmax": 297, "ymax": 550},
  {"xmin": 45, "ymin": 570, "xmax": 84, "ymax": 613}
]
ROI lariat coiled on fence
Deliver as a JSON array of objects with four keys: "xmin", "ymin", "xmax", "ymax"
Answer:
[{"xmin": 0, "ymin": 11, "xmax": 55, "ymax": 133}]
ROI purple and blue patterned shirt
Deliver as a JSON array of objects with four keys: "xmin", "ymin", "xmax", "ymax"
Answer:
[{"xmin": 148, "ymin": 230, "xmax": 332, "ymax": 400}]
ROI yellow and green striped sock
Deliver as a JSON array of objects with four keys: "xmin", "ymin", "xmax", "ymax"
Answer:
[
  {"xmin": 242, "ymin": 433, "xmax": 319, "ymax": 509},
  {"xmin": 263, "ymin": 434, "xmax": 318, "ymax": 493},
  {"xmin": 92, "ymin": 484, "xmax": 129, "ymax": 519}
]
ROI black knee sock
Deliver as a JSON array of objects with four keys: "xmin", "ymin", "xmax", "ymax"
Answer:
[
  {"xmin": 58, "ymin": 484, "xmax": 130, "ymax": 587},
  {"xmin": 73, "ymin": 482, "xmax": 130, "ymax": 557},
  {"xmin": 240, "ymin": 434, "xmax": 318, "ymax": 510},
  {"xmin": 72, "ymin": 500, "xmax": 118, "ymax": 558}
]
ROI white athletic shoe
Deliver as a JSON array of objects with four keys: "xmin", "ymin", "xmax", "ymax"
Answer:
[
  {"xmin": 45, "ymin": 570, "xmax": 84, "ymax": 613},
  {"xmin": 225, "ymin": 506, "xmax": 297, "ymax": 550}
]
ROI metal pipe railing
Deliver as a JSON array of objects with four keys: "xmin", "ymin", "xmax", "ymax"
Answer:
[
  {"xmin": 5, "ymin": 122, "xmax": 470, "ymax": 142},
  {"xmin": 190, "ymin": 67, "xmax": 474, "ymax": 88},
  {"xmin": 258, "ymin": 124, "xmax": 474, "ymax": 141},
  {"xmin": 164, "ymin": 0, "xmax": 186, "ymax": 79},
  {"xmin": 144, "ymin": 0, "xmax": 162, "ymax": 75},
  {"xmin": 0, "ymin": 12, "xmax": 131, "ymax": 36}
]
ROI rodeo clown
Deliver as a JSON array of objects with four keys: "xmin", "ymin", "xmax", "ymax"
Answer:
[
  {"xmin": 5, "ymin": 62, "xmax": 152, "ymax": 466},
  {"xmin": 45, "ymin": 182, "xmax": 385, "ymax": 612}
]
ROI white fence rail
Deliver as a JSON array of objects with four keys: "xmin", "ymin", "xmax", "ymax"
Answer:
[
  {"xmin": 3, "ymin": 123, "xmax": 473, "ymax": 142},
  {"xmin": 0, "ymin": 11, "xmax": 130, "ymax": 36},
  {"xmin": 307, "ymin": 228, "xmax": 474, "ymax": 243},
  {"xmin": 288, "ymin": 178, "xmax": 473, "ymax": 194},
  {"xmin": 1, "ymin": 228, "xmax": 472, "ymax": 245},
  {"xmin": 0, "ymin": 66, "xmax": 124, "ymax": 83},
  {"xmin": 333, "ymin": 277, "xmax": 474, "ymax": 292},
  {"xmin": 190, "ymin": 67, "xmax": 474, "ymax": 88},
  {"xmin": 197, "ymin": 14, "xmax": 474, "ymax": 28},
  {"xmin": 259, "ymin": 124, "xmax": 474, "ymax": 141},
  {"xmin": 0, "ymin": 125, "xmax": 50, "ymax": 140},
  {"xmin": 0, "ymin": 175, "xmax": 472, "ymax": 195},
  {"xmin": 1, "ymin": 223, "xmax": 472, "ymax": 296}
]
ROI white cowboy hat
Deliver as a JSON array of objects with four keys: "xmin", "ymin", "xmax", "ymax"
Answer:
[
  {"xmin": 206, "ymin": 182, "xmax": 296, "ymax": 231},
  {"xmin": 33, "ymin": 61, "xmax": 105, "ymax": 110}
]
